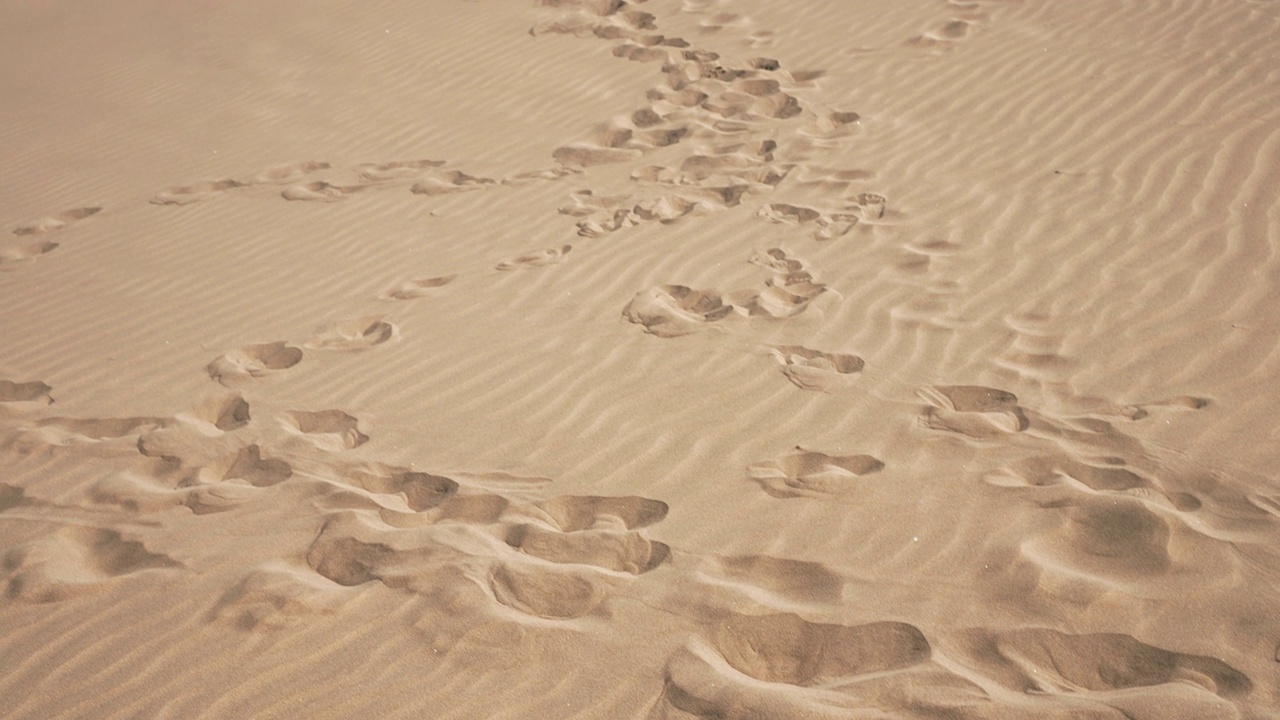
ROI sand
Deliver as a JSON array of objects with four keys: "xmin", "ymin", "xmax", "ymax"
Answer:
[{"xmin": 2, "ymin": 0, "xmax": 1280, "ymax": 717}]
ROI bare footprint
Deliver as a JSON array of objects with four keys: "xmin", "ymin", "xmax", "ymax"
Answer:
[
  {"xmin": 495, "ymin": 245, "xmax": 571, "ymax": 271},
  {"xmin": 4, "ymin": 526, "xmax": 180, "ymax": 603},
  {"xmin": 207, "ymin": 342, "xmax": 303, "ymax": 385},
  {"xmin": 0, "ymin": 380, "xmax": 53, "ymax": 404},
  {"xmin": 0, "ymin": 241, "xmax": 58, "ymax": 269},
  {"xmin": 281, "ymin": 181, "xmax": 365, "ymax": 202},
  {"xmin": 919, "ymin": 385, "xmax": 1029, "ymax": 438},
  {"xmin": 409, "ymin": 170, "xmax": 496, "ymax": 196},
  {"xmin": 283, "ymin": 410, "xmax": 369, "ymax": 451},
  {"xmin": 380, "ymin": 274, "xmax": 457, "ymax": 300},
  {"xmin": 251, "ymin": 161, "xmax": 332, "ymax": 185},
  {"xmin": 623, "ymin": 284, "xmax": 734, "ymax": 337},
  {"xmin": 357, "ymin": 159, "xmax": 444, "ymax": 182},
  {"xmin": 151, "ymin": 180, "xmax": 245, "ymax": 206},
  {"xmin": 13, "ymin": 206, "xmax": 101, "ymax": 236},
  {"xmin": 770, "ymin": 346, "xmax": 864, "ymax": 392},
  {"xmin": 748, "ymin": 449, "xmax": 883, "ymax": 498},
  {"xmin": 223, "ymin": 444, "xmax": 294, "ymax": 487},
  {"xmin": 305, "ymin": 317, "xmax": 397, "ymax": 351}
]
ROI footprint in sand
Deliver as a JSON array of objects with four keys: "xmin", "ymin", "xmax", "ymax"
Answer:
[
  {"xmin": 283, "ymin": 410, "xmax": 368, "ymax": 451},
  {"xmin": 918, "ymin": 384, "xmax": 1029, "ymax": 438},
  {"xmin": 380, "ymin": 274, "xmax": 457, "ymax": 300},
  {"xmin": 770, "ymin": 346, "xmax": 864, "ymax": 392},
  {"xmin": 281, "ymin": 180, "xmax": 367, "ymax": 202},
  {"xmin": 909, "ymin": 18, "xmax": 975, "ymax": 47},
  {"xmin": 0, "ymin": 380, "xmax": 53, "ymax": 404},
  {"xmin": 623, "ymin": 284, "xmax": 735, "ymax": 337},
  {"xmin": 495, "ymin": 245, "xmax": 571, "ymax": 271},
  {"xmin": 657, "ymin": 613, "xmax": 931, "ymax": 718},
  {"xmin": 210, "ymin": 564, "xmax": 354, "ymax": 631},
  {"xmin": 3, "ymin": 526, "xmax": 180, "ymax": 603},
  {"xmin": 410, "ymin": 170, "xmax": 496, "ymax": 196},
  {"xmin": 356, "ymin": 159, "xmax": 444, "ymax": 183},
  {"xmin": 748, "ymin": 448, "xmax": 884, "ymax": 499},
  {"xmin": 250, "ymin": 161, "xmax": 332, "ymax": 185},
  {"xmin": 12, "ymin": 206, "xmax": 101, "ymax": 236},
  {"xmin": 305, "ymin": 317, "xmax": 397, "ymax": 351},
  {"xmin": 343, "ymin": 467, "xmax": 460, "ymax": 512},
  {"xmin": 151, "ymin": 180, "xmax": 246, "ymax": 206},
  {"xmin": 207, "ymin": 341, "xmax": 303, "ymax": 385},
  {"xmin": 223, "ymin": 444, "xmax": 294, "ymax": 486},
  {"xmin": 944, "ymin": 627, "xmax": 1251, "ymax": 701},
  {"xmin": 187, "ymin": 394, "xmax": 252, "ymax": 432},
  {"xmin": 0, "ymin": 240, "xmax": 60, "ymax": 270}
]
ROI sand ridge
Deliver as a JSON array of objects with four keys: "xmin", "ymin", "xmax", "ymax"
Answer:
[{"xmin": 3, "ymin": 0, "xmax": 1280, "ymax": 718}]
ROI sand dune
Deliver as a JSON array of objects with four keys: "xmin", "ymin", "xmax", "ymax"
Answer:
[{"xmin": 3, "ymin": 0, "xmax": 1280, "ymax": 717}]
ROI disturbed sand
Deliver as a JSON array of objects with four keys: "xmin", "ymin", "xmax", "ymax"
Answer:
[{"xmin": 3, "ymin": 0, "xmax": 1280, "ymax": 717}]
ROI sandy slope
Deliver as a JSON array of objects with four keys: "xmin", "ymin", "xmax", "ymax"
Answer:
[{"xmin": 3, "ymin": 0, "xmax": 1280, "ymax": 717}]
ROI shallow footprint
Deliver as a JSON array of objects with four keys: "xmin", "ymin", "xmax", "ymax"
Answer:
[
  {"xmin": 748, "ymin": 449, "xmax": 883, "ymax": 499},
  {"xmin": 4, "ymin": 526, "xmax": 180, "ymax": 603},
  {"xmin": 207, "ymin": 341, "xmax": 303, "ymax": 385},
  {"xmin": 0, "ymin": 241, "xmax": 58, "ymax": 269},
  {"xmin": 13, "ymin": 206, "xmax": 101, "ymax": 235},
  {"xmin": 305, "ymin": 317, "xmax": 397, "ymax": 351},
  {"xmin": 919, "ymin": 385, "xmax": 1029, "ymax": 438},
  {"xmin": 947, "ymin": 626, "xmax": 1251, "ymax": 700},
  {"xmin": 495, "ymin": 245, "xmax": 571, "ymax": 271},
  {"xmin": 151, "ymin": 180, "xmax": 245, "ymax": 206},
  {"xmin": 0, "ymin": 380, "xmax": 53, "ymax": 404},
  {"xmin": 409, "ymin": 170, "xmax": 496, "ymax": 196},
  {"xmin": 283, "ymin": 410, "xmax": 369, "ymax": 451},
  {"xmin": 281, "ymin": 181, "xmax": 365, "ymax": 202},
  {"xmin": 380, "ymin": 274, "xmax": 457, "ymax": 300},
  {"xmin": 770, "ymin": 346, "xmax": 864, "ymax": 392},
  {"xmin": 251, "ymin": 161, "xmax": 332, "ymax": 185},
  {"xmin": 623, "ymin": 285, "xmax": 734, "ymax": 337}
]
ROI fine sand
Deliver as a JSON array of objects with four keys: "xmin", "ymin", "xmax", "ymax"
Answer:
[{"xmin": 3, "ymin": 0, "xmax": 1280, "ymax": 718}]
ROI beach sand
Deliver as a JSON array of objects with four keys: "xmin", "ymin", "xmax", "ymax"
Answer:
[{"xmin": 3, "ymin": 0, "xmax": 1280, "ymax": 717}]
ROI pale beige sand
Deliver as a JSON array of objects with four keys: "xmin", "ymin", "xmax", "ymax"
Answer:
[{"xmin": 3, "ymin": 0, "xmax": 1280, "ymax": 717}]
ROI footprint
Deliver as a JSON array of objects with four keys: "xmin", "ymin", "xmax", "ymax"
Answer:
[
  {"xmin": 251, "ymin": 161, "xmax": 332, "ymax": 185},
  {"xmin": 489, "ymin": 562, "xmax": 620, "ymax": 619},
  {"xmin": 207, "ymin": 341, "xmax": 303, "ymax": 385},
  {"xmin": 283, "ymin": 410, "xmax": 368, "ymax": 451},
  {"xmin": 410, "ymin": 170, "xmax": 496, "ymax": 196},
  {"xmin": 12, "ymin": 206, "xmax": 101, "ymax": 235},
  {"xmin": 657, "ymin": 613, "xmax": 932, "ymax": 717},
  {"xmin": 910, "ymin": 19, "xmax": 974, "ymax": 47},
  {"xmin": 855, "ymin": 192, "xmax": 888, "ymax": 221},
  {"xmin": 946, "ymin": 627, "xmax": 1251, "ymax": 700},
  {"xmin": 343, "ymin": 466, "xmax": 460, "ymax": 512},
  {"xmin": 189, "ymin": 394, "xmax": 251, "ymax": 432},
  {"xmin": 748, "ymin": 449, "xmax": 883, "ymax": 499},
  {"xmin": 495, "ymin": 245, "xmax": 572, "ymax": 271},
  {"xmin": 0, "ymin": 380, "xmax": 53, "ymax": 404},
  {"xmin": 305, "ymin": 317, "xmax": 397, "ymax": 351},
  {"xmin": 151, "ymin": 180, "xmax": 245, "ymax": 206},
  {"xmin": 535, "ymin": 495, "xmax": 669, "ymax": 531},
  {"xmin": 380, "ymin": 274, "xmax": 457, "ymax": 300},
  {"xmin": 552, "ymin": 144, "xmax": 644, "ymax": 168},
  {"xmin": 1021, "ymin": 497, "xmax": 1173, "ymax": 581},
  {"xmin": 504, "ymin": 495, "xmax": 670, "ymax": 574},
  {"xmin": 281, "ymin": 181, "xmax": 365, "ymax": 202},
  {"xmin": 714, "ymin": 613, "xmax": 931, "ymax": 685},
  {"xmin": 356, "ymin": 159, "xmax": 444, "ymax": 182},
  {"xmin": 210, "ymin": 564, "xmax": 352, "ymax": 630},
  {"xmin": 770, "ymin": 346, "xmax": 864, "ymax": 392},
  {"xmin": 0, "ymin": 240, "xmax": 59, "ymax": 269},
  {"xmin": 623, "ymin": 285, "xmax": 735, "ymax": 337},
  {"xmin": 918, "ymin": 385, "xmax": 1029, "ymax": 438},
  {"xmin": 222, "ymin": 444, "xmax": 294, "ymax": 487},
  {"xmin": 4, "ymin": 526, "xmax": 179, "ymax": 603}
]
